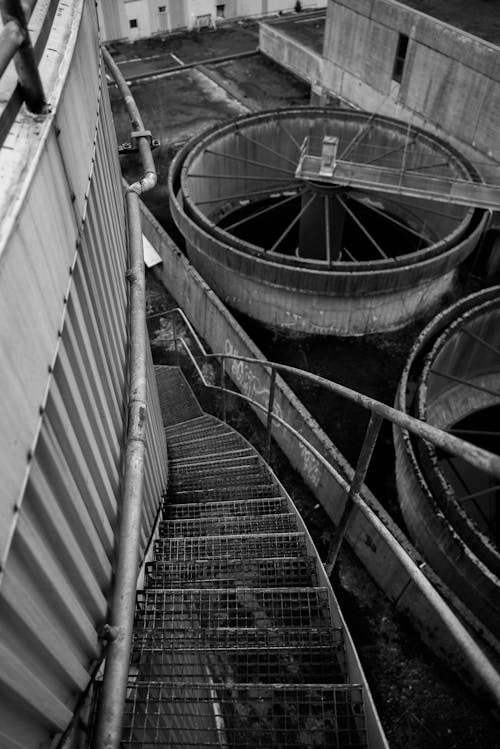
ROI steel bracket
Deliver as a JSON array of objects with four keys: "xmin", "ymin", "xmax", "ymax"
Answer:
[{"xmin": 118, "ymin": 132, "xmax": 160, "ymax": 155}]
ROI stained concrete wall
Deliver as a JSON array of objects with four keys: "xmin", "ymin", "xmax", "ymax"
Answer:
[{"xmin": 320, "ymin": 0, "xmax": 500, "ymax": 167}]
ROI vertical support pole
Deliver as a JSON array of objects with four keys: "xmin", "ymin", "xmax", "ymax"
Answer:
[
  {"xmin": 325, "ymin": 412, "xmax": 383, "ymax": 576},
  {"xmin": 172, "ymin": 316, "xmax": 180, "ymax": 367},
  {"xmin": 220, "ymin": 356, "xmax": 226, "ymax": 423},
  {"xmin": 266, "ymin": 367, "xmax": 277, "ymax": 462}
]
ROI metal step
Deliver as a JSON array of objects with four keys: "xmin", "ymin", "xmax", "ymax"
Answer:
[
  {"xmin": 121, "ymin": 682, "xmax": 367, "ymax": 748},
  {"xmin": 171, "ymin": 454, "xmax": 259, "ymax": 473},
  {"xmin": 130, "ymin": 643, "xmax": 347, "ymax": 684},
  {"xmin": 169, "ymin": 447, "xmax": 255, "ymax": 465},
  {"xmin": 153, "ymin": 532, "xmax": 308, "ymax": 562},
  {"xmin": 164, "ymin": 497, "xmax": 289, "ymax": 520},
  {"xmin": 159, "ymin": 513, "xmax": 298, "ymax": 538},
  {"xmin": 134, "ymin": 588, "xmax": 332, "ymax": 631},
  {"xmin": 167, "ymin": 432, "xmax": 244, "ymax": 455},
  {"xmin": 145, "ymin": 556, "xmax": 318, "ymax": 589},
  {"xmin": 133, "ymin": 625, "xmax": 341, "ymax": 651},
  {"xmin": 165, "ymin": 417, "xmax": 231, "ymax": 441},
  {"xmin": 171, "ymin": 482, "xmax": 282, "ymax": 502},
  {"xmin": 170, "ymin": 466, "xmax": 268, "ymax": 488}
]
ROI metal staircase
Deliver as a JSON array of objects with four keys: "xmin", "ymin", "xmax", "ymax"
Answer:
[{"xmin": 120, "ymin": 368, "xmax": 369, "ymax": 748}]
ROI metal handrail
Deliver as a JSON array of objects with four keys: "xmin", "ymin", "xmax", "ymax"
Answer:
[
  {"xmin": 0, "ymin": 0, "xmax": 46, "ymax": 112},
  {"xmin": 93, "ymin": 47, "xmax": 157, "ymax": 749},
  {"xmin": 159, "ymin": 307, "xmax": 500, "ymax": 570},
  {"xmin": 162, "ymin": 307, "xmax": 500, "ymax": 480}
]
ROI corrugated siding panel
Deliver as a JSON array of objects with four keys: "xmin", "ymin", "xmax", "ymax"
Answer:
[
  {"xmin": 142, "ymin": 341, "xmax": 168, "ymax": 550},
  {"xmin": 0, "ymin": 3, "xmax": 167, "ymax": 746}
]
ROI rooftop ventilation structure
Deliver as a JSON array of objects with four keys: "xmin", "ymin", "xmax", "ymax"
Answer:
[{"xmin": 169, "ymin": 108, "xmax": 488, "ymax": 336}]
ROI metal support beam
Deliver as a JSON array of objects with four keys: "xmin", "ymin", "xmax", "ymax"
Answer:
[{"xmin": 324, "ymin": 413, "xmax": 383, "ymax": 576}]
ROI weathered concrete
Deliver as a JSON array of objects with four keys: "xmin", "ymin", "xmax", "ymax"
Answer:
[
  {"xmin": 170, "ymin": 107, "xmax": 487, "ymax": 335},
  {"xmin": 259, "ymin": 20, "xmax": 324, "ymax": 88},
  {"xmin": 395, "ymin": 287, "xmax": 500, "ymax": 643}
]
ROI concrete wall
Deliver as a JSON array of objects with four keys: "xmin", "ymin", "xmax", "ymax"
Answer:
[
  {"xmin": 320, "ymin": 0, "xmax": 500, "ymax": 172},
  {"xmin": 260, "ymin": 20, "xmax": 324, "ymax": 87}
]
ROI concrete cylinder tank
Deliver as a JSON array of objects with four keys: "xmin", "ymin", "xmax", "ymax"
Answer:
[
  {"xmin": 394, "ymin": 286, "xmax": 500, "ymax": 641},
  {"xmin": 169, "ymin": 108, "xmax": 488, "ymax": 336}
]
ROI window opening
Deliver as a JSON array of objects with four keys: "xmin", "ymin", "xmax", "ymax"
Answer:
[
  {"xmin": 129, "ymin": 18, "xmax": 138, "ymax": 28},
  {"xmin": 216, "ymin": 4, "xmax": 225, "ymax": 17},
  {"xmin": 392, "ymin": 33, "xmax": 409, "ymax": 83}
]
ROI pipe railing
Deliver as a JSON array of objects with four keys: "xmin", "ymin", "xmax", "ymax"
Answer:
[
  {"xmin": 157, "ymin": 307, "xmax": 500, "ymax": 572},
  {"xmin": 0, "ymin": 0, "xmax": 46, "ymax": 112},
  {"xmin": 92, "ymin": 47, "xmax": 157, "ymax": 749}
]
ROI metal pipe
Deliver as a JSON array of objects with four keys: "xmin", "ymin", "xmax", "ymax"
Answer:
[
  {"xmin": 0, "ymin": 0, "xmax": 46, "ymax": 112},
  {"xmin": 94, "ymin": 46, "xmax": 157, "ymax": 749}
]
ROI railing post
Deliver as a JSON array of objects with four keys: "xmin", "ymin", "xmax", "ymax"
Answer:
[
  {"xmin": 266, "ymin": 367, "xmax": 277, "ymax": 462},
  {"xmin": 325, "ymin": 412, "xmax": 383, "ymax": 576},
  {"xmin": 220, "ymin": 356, "xmax": 226, "ymax": 423},
  {"xmin": 172, "ymin": 316, "xmax": 180, "ymax": 367}
]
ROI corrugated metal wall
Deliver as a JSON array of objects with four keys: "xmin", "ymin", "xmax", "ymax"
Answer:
[{"xmin": 0, "ymin": 2, "xmax": 167, "ymax": 746}]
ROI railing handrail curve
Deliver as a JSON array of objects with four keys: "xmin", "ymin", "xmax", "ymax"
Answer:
[{"xmin": 161, "ymin": 307, "xmax": 500, "ymax": 483}]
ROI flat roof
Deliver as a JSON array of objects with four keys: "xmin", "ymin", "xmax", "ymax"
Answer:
[{"xmin": 400, "ymin": 0, "xmax": 500, "ymax": 47}]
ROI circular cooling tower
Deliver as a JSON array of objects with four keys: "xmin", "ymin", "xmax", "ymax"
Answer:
[
  {"xmin": 169, "ymin": 108, "xmax": 488, "ymax": 336},
  {"xmin": 395, "ymin": 286, "xmax": 500, "ymax": 638}
]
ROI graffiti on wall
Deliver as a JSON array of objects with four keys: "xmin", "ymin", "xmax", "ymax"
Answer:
[
  {"xmin": 224, "ymin": 339, "xmax": 283, "ymax": 429},
  {"xmin": 298, "ymin": 442, "xmax": 322, "ymax": 488}
]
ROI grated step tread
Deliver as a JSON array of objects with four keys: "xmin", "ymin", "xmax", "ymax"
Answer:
[
  {"xmin": 130, "ymin": 644, "xmax": 347, "ymax": 684},
  {"xmin": 171, "ymin": 483, "xmax": 282, "ymax": 502},
  {"xmin": 170, "ymin": 447, "xmax": 255, "ymax": 466},
  {"xmin": 145, "ymin": 556, "xmax": 318, "ymax": 589},
  {"xmin": 154, "ymin": 532, "xmax": 308, "ymax": 561},
  {"xmin": 121, "ymin": 682, "xmax": 367, "ymax": 748},
  {"xmin": 134, "ymin": 587, "xmax": 332, "ymax": 631},
  {"xmin": 164, "ymin": 497, "xmax": 289, "ymax": 520},
  {"xmin": 159, "ymin": 513, "xmax": 298, "ymax": 538}
]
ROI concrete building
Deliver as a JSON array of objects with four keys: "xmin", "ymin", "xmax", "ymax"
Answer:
[{"xmin": 98, "ymin": 0, "xmax": 327, "ymax": 41}]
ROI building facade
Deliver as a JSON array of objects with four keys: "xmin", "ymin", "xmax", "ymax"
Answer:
[{"xmin": 98, "ymin": 0, "xmax": 327, "ymax": 41}]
